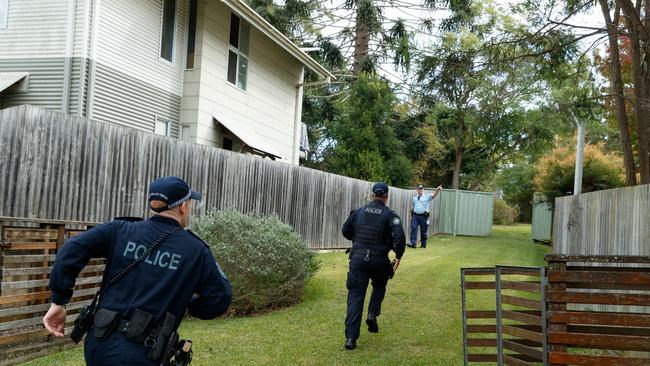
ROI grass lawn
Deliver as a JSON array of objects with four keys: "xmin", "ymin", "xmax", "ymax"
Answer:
[{"xmin": 23, "ymin": 225, "xmax": 549, "ymax": 366}]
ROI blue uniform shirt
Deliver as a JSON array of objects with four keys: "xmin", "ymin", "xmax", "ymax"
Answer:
[
  {"xmin": 49, "ymin": 215, "xmax": 232, "ymax": 327},
  {"xmin": 412, "ymin": 194, "xmax": 433, "ymax": 214}
]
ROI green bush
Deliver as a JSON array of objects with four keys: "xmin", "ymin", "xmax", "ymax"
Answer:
[
  {"xmin": 493, "ymin": 199, "xmax": 519, "ymax": 225},
  {"xmin": 192, "ymin": 210, "xmax": 319, "ymax": 315}
]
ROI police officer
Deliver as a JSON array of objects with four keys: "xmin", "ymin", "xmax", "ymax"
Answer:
[
  {"xmin": 42, "ymin": 176, "xmax": 233, "ymax": 365},
  {"xmin": 408, "ymin": 184, "xmax": 442, "ymax": 249},
  {"xmin": 341, "ymin": 182, "xmax": 406, "ymax": 350}
]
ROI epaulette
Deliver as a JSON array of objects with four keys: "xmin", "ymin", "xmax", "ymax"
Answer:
[
  {"xmin": 186, "ymin": 229, "xmax": 210, "ymax": 248},
  {"xmin": 113, "ymin": 216, "xmax": 144, "ymax": 222}
]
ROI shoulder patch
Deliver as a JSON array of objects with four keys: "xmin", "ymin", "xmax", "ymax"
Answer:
[{"xmin": 392, "ymin": 217, "xmax": 401, "ymax": 225}]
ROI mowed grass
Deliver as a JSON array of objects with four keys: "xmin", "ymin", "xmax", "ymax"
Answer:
[{"xmin": 23, "ymin": 225, "xmax": 549, "ymax": 366}]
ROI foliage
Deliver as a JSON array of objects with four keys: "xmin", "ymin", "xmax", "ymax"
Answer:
[
  {"xmin": 495, "ymin": 163, "xmax": 537, "ymax": 223},
  {"xmin": 493, "ymin": 199, "xmax": 519, "ymax": 225},
  {"xmin": 26, "ymin": 226, "xmax": 548, "ymax": 366},
  {"xmin": 191, "ymin": 210, "xmax": 319, "ymax": 314},
  {"xmin": 319, "ymin": 74, "xmax": 413, "ymax": 186},
  {"xmin": 534, "ymin": 143, "xmax": 625, "ymax": 201}
]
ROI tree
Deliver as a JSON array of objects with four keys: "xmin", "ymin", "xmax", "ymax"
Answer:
[
  {"xmin": 535, "ymin": 143, "xmax": 625, "ymax": 200},
  {"xmin": 495, "ymin": 163, "xmax": 537, "ymax": 222},
  {"xmin": 319, "ymin": 74, "xmax": 413, "ymax": 186},
  {"xmin": 415, "ymin": 2, "xmax": 564, "ymax": 189}
]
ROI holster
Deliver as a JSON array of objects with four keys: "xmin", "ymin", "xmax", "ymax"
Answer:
[
  {"xmin": 148, "ymin": 312, "xmax": 177, "ymax": 363},
  {"xmin": 93, "ymin": 308, "xmax": 120, "ymax": 340},
  {"xmin": 70, "ymin": 303, "xmax": 96, "ymax": 344}
]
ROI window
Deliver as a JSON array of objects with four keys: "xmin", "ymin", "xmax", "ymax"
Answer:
[
  {"xmin": 181, "ymin": 124, "xmax": 190, "ymax": 140},
  {"xmin": 160, "ymin": 0, "xmax": 176, "ymax": 62},
  {"xmin": 227, "ymin": 13, "xmax": 249, "ymax": 90},
  {"xmin": 154, "ymin": 117, "xmax": 171, "ymax": 136},
  {"xmin": 0, "ymin": 0, "xmax": 8, "ymax": 29},
  {"xmin": 223, "ymin": 137, "xmax": 233, "ymax": 151},
  {"xmin": 185, "ymin": 0, "xmax": 197, "ymax": 69}
]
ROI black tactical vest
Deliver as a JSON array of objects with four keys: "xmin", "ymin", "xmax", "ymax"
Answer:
[{"xmin": 353, "ymin": 202, "xmax": 390, "ymax": 248}]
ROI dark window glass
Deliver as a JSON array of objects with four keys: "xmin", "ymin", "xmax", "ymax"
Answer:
[
  {"xmin": 223, "ymin": 137, "xmax": 233, "ymax": 151},
  {"xmin": 227, "ymin": 51, "xmax": 238, "ymax": 84},
  {"xmin": 161, "ymin": 0, "xmax": 176, "ymax": 62},
  {"xmin": 229, "ymin": 14, "xmax": 239, "ymax": 48},
  {"xmin": 186, "ymin": 0, "xmax": 197, "ymax": 68}
]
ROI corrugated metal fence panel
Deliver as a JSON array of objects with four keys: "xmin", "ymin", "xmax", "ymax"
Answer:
[
  {"xmin": 553, "ymin": 185, "xmax": 650, "ymax": 255},
  {"xmin": 436, "ymin": 189, "xmax": 493, "ymax": 237},
  {"xmin": 0, "ymin": 105, "xmax": 416, "ymax": 249},
  {"xmin": 532, "ymin": 194, "xmax": 552, "ymax": 242},
  {"xmin": 455, "ymin": 191, "xmax": 493, "ymax": 237}
]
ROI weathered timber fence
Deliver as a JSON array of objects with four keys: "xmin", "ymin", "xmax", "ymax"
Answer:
[
  {"xmin": 553, "ymin": 185, "xmax": 650, "ymax": 255},
  {"xmin": 546, "ymin": 255, "xmax": 650, "ymax": 365},
  {"xmin": 463, "ymin": 255, "xmax": 650, "ymax": 365},
  {"xmin": 0, "ymin": 217, "xmax": 97, "ymax": 365},
  {"xmin": 0, "ymin": 105, "xmax": 420, "ymax": 249}
]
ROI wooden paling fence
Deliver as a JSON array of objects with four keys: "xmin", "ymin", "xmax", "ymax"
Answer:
[
  {"xmin": 0, "ymin": 217, "xmax": 96, "ymax": 365},
  {"xmin": 463, "ymin": 256, "xmax": 649, "ymax": 365},
  {"xmin": 553, "ymin": 185, "xmax": 650, "ymax": 256},
  {"xmin": 0, "ymin": 105, "xmax": 495, "ymax": 250}
]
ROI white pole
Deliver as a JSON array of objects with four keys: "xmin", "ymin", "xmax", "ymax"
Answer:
[{"xmin": 574, "ymin": 118, "xmax": 585, "ymax": 195}]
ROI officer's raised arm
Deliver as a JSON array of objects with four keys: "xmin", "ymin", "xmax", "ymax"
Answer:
[{"xmin": 187, "ymin": 246, "xmax": 233, "ymax": 319}]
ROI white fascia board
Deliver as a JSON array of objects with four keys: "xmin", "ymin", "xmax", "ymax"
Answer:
[{"xmin": 220, "ymin": 0, "xmax": 335, "ymax": 82}]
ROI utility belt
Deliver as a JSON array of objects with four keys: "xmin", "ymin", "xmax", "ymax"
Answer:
[
  {"xmin": 345, "ymin": 248, "xmax": 389, "ymax": 261},
  {"xmin": 92, "ymin": 308, "xmax": 193, "ymax": 366},
  {"xmin": 411, "ymin": 210, "xmax": 429, "ymax": 217}
]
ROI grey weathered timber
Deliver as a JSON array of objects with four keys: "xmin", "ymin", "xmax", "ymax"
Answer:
[
  {"xmin": 0, "ymin": 105, "xmax": 418, "ymax": 249},
  {"xmin": 553, "ymin": 185, "xmax": 650, "ymax": 255}
]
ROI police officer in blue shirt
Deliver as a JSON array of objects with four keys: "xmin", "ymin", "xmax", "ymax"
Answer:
[
  {"xmin": 42, "ymin": 176, "xmax": 232, "ymax": 366},
  {"xmin": 408, "ymin": 184, "xmax": 443, "ymax": 249},
  {"xmin": 341, "ymin": 182, "xmax": 406, "ymax": 350}
]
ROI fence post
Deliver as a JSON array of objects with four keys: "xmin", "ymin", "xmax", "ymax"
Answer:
[
  {"xmin": 547, "ymin": 259, "xmax": 567, "ymax": 366},
  {"xmin": 454, "ymin": 190, "xmax": 460, "ymax": 236}
]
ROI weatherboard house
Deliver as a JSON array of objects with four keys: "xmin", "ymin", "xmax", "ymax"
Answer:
[{"xmin": 0, "ymin": 0, "xmax": 333, "ymax": 164}]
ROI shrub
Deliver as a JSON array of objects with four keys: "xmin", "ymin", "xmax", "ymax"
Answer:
[
  {"xmin": 534, "ymin": 143, "xmax": 624, "ymax": 201},
  {"xmin": 493, "ymin": 199, "xmax": 519, "ymax": 225},
  {"xmin": 192, "ymin": 210, "xmax": 320, "ymax": 315}
]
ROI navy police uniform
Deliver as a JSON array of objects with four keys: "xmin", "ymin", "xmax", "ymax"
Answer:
[
  {"xmin": 341, "ymin": 182, "xmax": 405, "ymax": 348},
  {"xmin": 48, "ymin": 177, "xmax": 232, "ymax": 365}
]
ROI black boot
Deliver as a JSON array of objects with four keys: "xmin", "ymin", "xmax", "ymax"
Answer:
[
  {"xmin": 344, "ymin": 338, "xmax": 356, "ymax": 350},
  {"xmin": 366, "ymin": 314, "xmax": 379, "ymax": 333}
]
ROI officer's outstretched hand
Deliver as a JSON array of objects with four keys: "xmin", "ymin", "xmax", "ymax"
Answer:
[{"xmin": 43, "ymin": 303, "xmax": 66, "ymax": 337}]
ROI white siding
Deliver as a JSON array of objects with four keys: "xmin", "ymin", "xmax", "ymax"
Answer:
[
  {"xmin": 93, "ymin": 0, "xmax": 187, "ymax": 96},
  {"xmin": 191, "ymin": 0, "xmax": 302, "ymax": 161},
  {"xmin": 0, "ymin": 0, "xmax": 68, "ymax": 58}
]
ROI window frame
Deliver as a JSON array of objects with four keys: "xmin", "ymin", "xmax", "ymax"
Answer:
[
  {"xmin": 159, "ymin": 0, "xmax": 178, "ymax": 64},
  {"xmin": 227, "ymin": 12, "xmax": 250, "ymax": 91},
  {"xmin": 154, "ymin": 116, "xmax": 172, "ymax": 137},
  {"xmin": 185, "ymin": 0, "xmax": 197, "ymax": 69}
]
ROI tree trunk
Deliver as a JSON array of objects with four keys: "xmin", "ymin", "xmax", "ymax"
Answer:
[
  {"xmin": 600, "ymin": 0, "xmax": 637, "ymax": 185},
  {"xmin": 352, "ymin": 12, "xmax": 370, "ymax": 75},
  {"xmin": 452, "ymin": 141, "xmax": 463, "ymax": 190},
  {"xmin": 626, "ymin": 18, "xmax": 650, "ymax": 183}
]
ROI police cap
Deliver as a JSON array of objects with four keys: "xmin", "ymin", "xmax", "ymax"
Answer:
[
  {"xmin": 372, "ymin": 182, "xmax": 389, "ymax": 197},
  {"xmin": 148, "ymin": 176, "xmax": 202, "ymax": 212}
]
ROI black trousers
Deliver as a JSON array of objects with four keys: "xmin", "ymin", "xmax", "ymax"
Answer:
[
  {"xmin": 344, "ymin": 253, "xmax": 391, "ymax": 340},
  {"xmin": 84, "ymin": 328, "xmax": 157, "ymax": 366}
]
